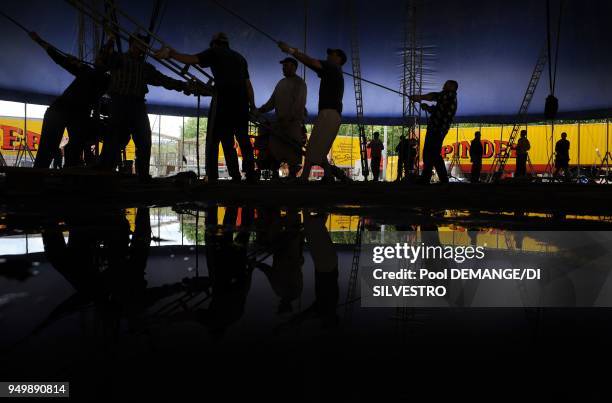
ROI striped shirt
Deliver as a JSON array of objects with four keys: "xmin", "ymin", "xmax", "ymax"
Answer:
[{"xmin": 107, "ymin": 53, "xmax": 186, "ymax": 99}]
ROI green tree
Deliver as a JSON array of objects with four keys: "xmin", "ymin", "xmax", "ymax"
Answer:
[{"xmin": 182, "ymin": 116, "xmax": 208, "ymax": 139}]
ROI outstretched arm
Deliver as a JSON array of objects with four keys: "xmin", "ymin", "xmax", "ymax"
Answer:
[
  {"xmin": 278, "ymin": 41, "xmax": 322, "ymax": 71},
  {"xmin": 409, "ymin": 92, "xmax": 439, "ymax": 103},
  {"xmin": 30, "ymin": 32, "xmax": 83, "ymax": 76},
  {"xmin": 155, "ymin": 47, "xmax": 200, "ymax": 65},
  {"xmin": 147, "ymin": 65, "xmax": 189, "ymax": 93},
  {"xmin": 258, "ymin": 89, "xmax": 276, "ymax": 114}
]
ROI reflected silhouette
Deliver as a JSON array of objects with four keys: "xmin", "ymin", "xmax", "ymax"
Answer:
[
  {"xmin": 254, "ymin": 208, "xmax": 304, "ymax": 314},
  {"xmin": 277, "ymin": 211, "xmax": 340, "ymax": 330},
  {"xmin": 193, "ymin": 205, "xmax": 254, "ymax": 337}
]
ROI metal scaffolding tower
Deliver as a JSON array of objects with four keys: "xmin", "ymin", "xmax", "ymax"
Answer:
[
  {"xmin": 487, "ymin": 47, "xmax": 549, "ymax": 182},
  {"xmin": 349, "ymin": 0, "xmax": 369, "ymax": 181},
  {"xmin": 401, "ymin": 0, "xmax": 424, "ymax": 175}
]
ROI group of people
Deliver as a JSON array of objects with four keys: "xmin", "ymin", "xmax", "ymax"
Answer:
[
  {"xmin": 469, "ymin": 129, "xmax": 571, "ymax": 182},
  {"xmin": 30, "ymin": 31, "xmax": 200, "ymax": 178},
  {"xmin": 155, "ymin": 34, "xmax": 351, "ymax": 183},
  {"xmin": 32, "ymin": 27, "xmax": 569, "ymax": 185}
]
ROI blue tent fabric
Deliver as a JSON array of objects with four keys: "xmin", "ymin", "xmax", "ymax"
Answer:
[{"xmin": 0, "ymin": 0, "xmax": 611, "ymax": 121}]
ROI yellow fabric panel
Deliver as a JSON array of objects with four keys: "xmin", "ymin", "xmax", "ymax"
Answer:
[
  {"xmin": 386, "ymin": 156, "xmax": 399, "ymax": 181},
  {"xmin": 579, "ymin": 123, "xmax": 607, "ymax": 166},
  {"xmin": 330, "ymin": 135, "xmax": 360, "ymax": 167}
]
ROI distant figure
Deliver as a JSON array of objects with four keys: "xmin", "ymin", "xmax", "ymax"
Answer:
[
  {"xmin": 157, "ymin": 33, "xmax": 257, "ymax": 182},
  {"xmin": 258, "ymin": 57, "xmax": 307, "ymax": 178},
  {"xmin": 277, "ymin": 41, "xmax": 350, "ymax": 183},
  {"xmin": 469, "ymin": 131, "xmax": 483, "ymax": 183},
  {"xmin": 101, "ymin": 33, "xmax": 193, "ymax": 180},
  {"xmin": 29, "ymin": 32, "xmax": 110, "ymax": 169},
  {"xmin": 515, "ymin": 130, "xmax": 531, "ymax": 177},
  {"xmin": 554, "ymin": 132, "xmax": 570, "ymax": 178},
  {"xmin": 395, "ymin": 135, "xmax": 409, "ymax": 181},
  {"xmin": 367, "ymin": 132, "xmax": 384, "ymax": 181},
  {"xmin": 410, "ymin": 80, "xmax": 458, "ymax": 184}
]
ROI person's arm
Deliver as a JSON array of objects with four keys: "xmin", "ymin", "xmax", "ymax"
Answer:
[
  {"xmin": 155, "ymin": 47, "xmax": 201, "ymax": 65},
  {"xmin": 278, "ymin": 41, "xmax": 322, "ymax": 71},
  {"xmin": 421, "ymin": 103, "xmax": 433, "ymax": 113},
  {"xmin": 146, "ymin": 65, "xmax": 189, "ymax": 92},
  {"xmin": 410, "ymin": 92, "xmax": 439, "ymax": 103},
  {"xmin": 30, "ymin": 32, "xmax": 83, "ymax": 76},
  {"xmin": 526, "ymin": 140, "xmax": 531, "ymax": 151},
  {"xmin": 258, "ymin": 86, "xmax": 276, "ymax": 114}
]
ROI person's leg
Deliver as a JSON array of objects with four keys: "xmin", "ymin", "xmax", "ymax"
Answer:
[
  {"xmin": 220, "ymin": 129, "xmax": 240, "ymax": 180},
  {"xmin": 396, "ymin": 157, "xmax": 403, "ymax": 181},
  {"xmin": 313, "ymin": 110, "xmax": 342, "ymax": 180},
  {"xmin": 132, "ymin": 102, "xmax": 152, "ymax": 178},
  {"xmin": 472, "ymin": 161, "xmax": 482, "ymax": 183},
  {"xmin": 64, "ymin": 115, "xmax": 91, "ymax": 168},
  {"xmin": 100, "ymin": 98, "xmax": 129, "ymax": 171},
  {"xmin": 371, "ymin": 158, "xmax": 380, "ymax": 181},
  {"xmin": 234, "ymin": 118, "xmax": 256, "ymax": 179},
  {"xmin": 516, "ymin": 155, "xmax": 525, "ymax": 177},
  {"xmin": 434, "ymin": 154, "xmax": 448, "ymax": 183},
  {"xmin": 420, "ymin": 133, "xmax": 437, "ymax": 184},
  {"xmin": 34, "ymin": 106, "xmax": 68, "ymax": 169},
  {"xmin": 301, "ymin": 112, "xmax": 325, "ymax": 180}
]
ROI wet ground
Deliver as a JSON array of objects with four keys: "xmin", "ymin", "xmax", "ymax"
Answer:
[{"xmin": 1, "ymin": 204, "xmax": 611, "ymax": 401}]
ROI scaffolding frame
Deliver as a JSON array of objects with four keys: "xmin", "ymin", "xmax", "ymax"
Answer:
[{"xmin": 401, "ymin": 0, "xmax": 424, "ymax": 176}]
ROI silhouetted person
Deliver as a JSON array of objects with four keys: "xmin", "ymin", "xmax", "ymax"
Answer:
[
  {"xmin": 277, "ymin": 211, "xmax": 339, "ymax": 330},
  {"xmin": 515, "ymin": 130, "xmax": 530, "ymax": 177},
  {"xmin": 554, "ymin": 132, "xmax": 570, "ymax": 178},
  {"xmin": 255, "ymin": 208, "xmax": 304, "ymax": 314},
  {"xmin": 277, "ymin": 41, "xmax": 350, "ymax": 183},
  {"xmin": 100, "ymin": 33, "xmax": 192, "ymax": 179},
  {"xmin": 367, "ymin": 131, "xmax": 384, "ymax": 181},
  {"xmin": 470, "ymin": 131, "xmax": 483, "ymax": 183},
  {"xmin": 199, "ymin": 205, "xmax": 253, "ymax": 337},
  {"xmin": 410, "ymin": 80, "xmax": 458, "ymax": 184},
  {"xmin": 258, "ymin": 57, "xmax": 307, "ymax": 178},
  {"xmin": 29, "ymin": 32, "xmax": 110, "ymax": 169},
  {"xmin": 157, "ymin": 33, "xmax": 257, "ymax": 182},
  {"xmin": 395, "ymin": 135, "xmax": 409, "ymax": 181}
]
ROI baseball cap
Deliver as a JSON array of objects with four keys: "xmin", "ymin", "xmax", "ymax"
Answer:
[
  {"xmin": 279, "ymin": 57, "xmax": 298, "ymax": 68},
  {"xmin": 327, "ymin": 48, "xmax": 347, "ymax": 65}
]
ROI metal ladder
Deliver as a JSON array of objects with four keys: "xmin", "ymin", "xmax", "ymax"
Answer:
[
  {"xmin": 349, "ymin": 0, "xmax": 369, "ymax": 181},
  {"xmin": 487, "ymin": 47, "xmax": 548, "ymax": 182}
]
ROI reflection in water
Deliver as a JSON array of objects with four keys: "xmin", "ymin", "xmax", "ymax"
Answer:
[{"xmin": 1, "ymin": 205, "xmax": 612, "ymax": 399}]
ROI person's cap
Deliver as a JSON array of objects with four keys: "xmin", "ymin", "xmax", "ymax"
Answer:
[
  {"xmin": 279, "ymin": 57, "xmax": 298, "ymax": 68},
  {"xmin": 327, "ymin": 48, "xmax": 347, "ymax": 65},
  {"xmin": 210, "ymin": 32, "xmax": 229, "ymax": 46}
]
